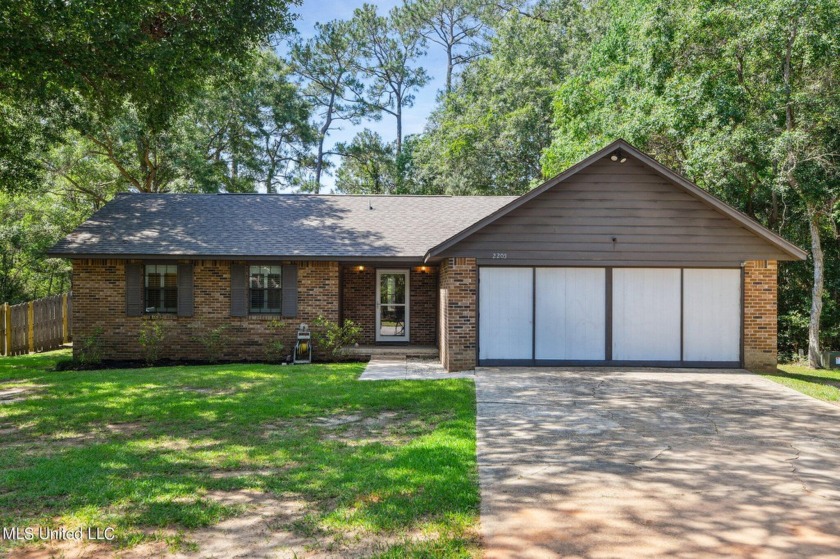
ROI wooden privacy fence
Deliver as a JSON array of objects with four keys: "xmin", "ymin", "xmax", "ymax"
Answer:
[{"xmin": 1, "ymin": 294, "xmax": 72, "ymax": 356}]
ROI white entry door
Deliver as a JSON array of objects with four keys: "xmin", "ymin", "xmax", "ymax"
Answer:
[
  {"xmin": 376, "ymin": 269, "xmax": 409, "ymax": 342},
  {"xmin": 683, "ymin": 269, "xmax": 741, "ymax": 362},
  {"xmin": 535, "ymin": 268, "xmax": 606, "ymax": 360},
  {"xmin": 479, "ymin": 267, "xmax": 533, "ymax": 360},
  {"xmin": 613, "ymin": 268, "xmax": 682, "ymax": 361}
]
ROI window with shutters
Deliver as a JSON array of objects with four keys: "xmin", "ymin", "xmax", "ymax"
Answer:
[
  {"xmin": 145, "ymin": 264, "xmax": 178, "ymax": 313},
  {"xmin": 249, "ymin": 265, "xmax": 282, "ymax": 314}
]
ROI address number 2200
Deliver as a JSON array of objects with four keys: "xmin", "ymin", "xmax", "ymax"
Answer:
[{"xmin": 492, "ymin": 253, "xmax": 507, "ymax": 259}]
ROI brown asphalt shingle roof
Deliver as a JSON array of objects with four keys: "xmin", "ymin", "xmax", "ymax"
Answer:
[{"xmin": 48, "ymin": 193, "xmax": 517, "ymax": 260}]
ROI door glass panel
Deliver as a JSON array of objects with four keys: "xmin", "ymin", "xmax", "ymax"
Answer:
[
  {"xmin": 379, "ymin": 274, "xmax": 405, "ymax": 304},
  {"xmin": 380, "ymin": 305, "xmax": 406, "ymax": 337}
]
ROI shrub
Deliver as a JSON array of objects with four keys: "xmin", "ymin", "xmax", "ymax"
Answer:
[
  {"xmin": 264, "ymin": 319, "xmax": 287, "ymax": 363},
  {"xmin": 138, "ymin": 318, "xmax": 169, "ymax": 365},
  {"xmin": 55, "ymin": 358, "xmax": 77, "ymax": 371},
  {"xmin": 76, "ymin": 327, "xmax": 104, "ymax": 367},
  {"xmin": 312, "ymin": 316, "xmax": 361, "ymax": 361},
  {"xmin": 191, "ymin": 323, "xmax": 229, "ymax": 363}
]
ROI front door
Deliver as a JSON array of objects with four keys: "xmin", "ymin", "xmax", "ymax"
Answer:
[{"xmin": 376, "ymin": 269, "xmax": 410, "ymax": 342}]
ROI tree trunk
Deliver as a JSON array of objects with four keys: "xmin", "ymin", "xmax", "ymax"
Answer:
[
  {"xmin": 314, "ymin": 92, "xmax": 336, "ymax": 193},
  {"xmin": 446, "ymin": 43, "xmax": 453, "ymax": 95},
  {"xmin": 395, "ymin": 100, "xmax": 402, "ymax": 157},
  {"xmin": 314, "ymin": 135, "xmax": 326, "ymax": 193},
  {"xmin": 807, "ymin": 207, "xmax": 824, "ymax": 368}
]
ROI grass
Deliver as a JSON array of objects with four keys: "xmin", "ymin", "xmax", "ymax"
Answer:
[
  {"xmin": 762, "ymin": 363, "xmax": 840, "ymax": 403},
  {"xmin": 0, "ymin": 350, "xmax": 479, "ymax": 557}
]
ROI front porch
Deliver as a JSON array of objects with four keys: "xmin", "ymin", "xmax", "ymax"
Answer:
[{"xmin": 340, "ymin": 264, "xmax": 439, "ymax": 347}]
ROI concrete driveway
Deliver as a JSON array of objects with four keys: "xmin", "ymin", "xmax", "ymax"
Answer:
[{"xmin": 476, "ymin": 368, "xmax": 840, "ymax": 558}]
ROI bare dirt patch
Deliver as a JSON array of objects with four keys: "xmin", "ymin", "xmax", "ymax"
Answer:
[
  {"xmin": 315, "ymin": 411, "xmax": 430, "ymax": 447},
  {"xmin": 181, "ymin": 387, "xmax": 236, "ymax": 396},
  {"xmin": 7, "ymin": 539, "xmax": 168, "ymax": 559},
  {"xmin": 0, "ymin": 423, "xmax": 20, "ymax": 435},
  {"xmin": 208, "ymin": 468, "xmax": 284, "ymax": 479},
  {"xmin": 0, "ymin": 385, "xmax": 44, "ymax": 405},
  {"xmin": 166, "ymin": 489, "xmax": 430, "ymax": 559},
  {"xmin": 103, "ymin": 422, "xmax": 146, "ymax": 436},
  {"xmin": 2, "ymin": 422, "xmax": 151, "ymax": 456},
  {"xmin": 7, "ymin": 488, "xmax": 434, "ymax": 559},
  {"xmin": 146, "ymin": 437, "xmax": 222, "ymax": 452}
]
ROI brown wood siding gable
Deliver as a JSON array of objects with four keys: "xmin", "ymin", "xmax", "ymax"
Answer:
[{"xmin": 440, "ymin": 157, "xmax": 793, "ymax": 266}]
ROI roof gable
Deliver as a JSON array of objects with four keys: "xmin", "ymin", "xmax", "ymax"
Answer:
[{"xmin": 426, "ymin": 140, "xmax": 807, "ymax": 262}]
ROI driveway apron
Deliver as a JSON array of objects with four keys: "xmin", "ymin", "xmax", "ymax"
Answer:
[{"xmin": 475, "ymin": 368, "xmax": 840, "ymax": 558}]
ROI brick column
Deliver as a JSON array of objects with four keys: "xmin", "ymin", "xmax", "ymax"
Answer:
[
  {"xmin": 743, "ymin": 260, "xmax": 777, "ymax": 370},
  {"xmin": 439, "ymin": 257, "xmax": 477, "ymax": 371}
]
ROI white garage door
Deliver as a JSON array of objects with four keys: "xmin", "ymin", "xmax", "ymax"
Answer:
[
  {"xmin": 683, "ymin": 269, "xmax": 741, "ymax": 362},
  {"xmin": 478, "ymin": 266, "xmax": 741, "ymax": 365},
  {"xmin": 535, "ymin": 268, "xmax": 605, "ymax": 360},
  {"xmin": 479, "ymin": 267, "xmax": 533, "ymax": 360},
  {"xmin": 612, "ymin": 268, "xmax": 682, "ymax": 361}
]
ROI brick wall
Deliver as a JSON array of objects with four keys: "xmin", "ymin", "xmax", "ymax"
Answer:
[
  {"xmin": 409, "ymin": 267, "xmax": 438, "ymax": 345},
  {"xmin": 341, "ymin": 265, "xmax": 438, "ymax": 345},
  {"xmin": 342, "ymin": 266, "xmax": 376, "ymax": 344},
  {"xmin": 71, "ymin": 259, "xmax": 339, "ymax": 362},
  {"xmin": 743, "ymin": 259, "xmax": 778, "ymax": 370},
  {"xmin": 438, "ymin": 258, "xmax": 477, "ymax": 371}
]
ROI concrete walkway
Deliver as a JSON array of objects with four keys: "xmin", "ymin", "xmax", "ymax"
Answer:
[
  {"xmin": 359, "ymin": 357, "xmax": 475, "ymax": 380},
  {"xmin": 476, "ymin": 367, "xmax": 840, "ymax": 558}
]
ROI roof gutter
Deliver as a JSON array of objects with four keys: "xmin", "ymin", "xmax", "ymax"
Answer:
[{"xmin": 46, "ymin": 253, "xmax": 430, "ymax": 263}]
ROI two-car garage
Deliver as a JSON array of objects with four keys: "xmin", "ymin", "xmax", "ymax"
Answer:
[
  {"xmin": 427, "ymin": 140, "xmax": 807, "ymax": 371},
  {"xmin": 478, "ymin": 267, "xmax": 742, "ymax": 367}
]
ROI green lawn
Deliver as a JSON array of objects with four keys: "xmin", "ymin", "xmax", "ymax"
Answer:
[
  {"xmin": 0, "ymin": 350, "xmax": 479, "ymax": 557},
  {"xmin": 762, "ymin": 364, "xmax": 840, "ymax": 404}
]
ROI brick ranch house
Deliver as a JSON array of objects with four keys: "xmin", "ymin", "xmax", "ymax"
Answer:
[{"xmin": 49, "ymin": 140, "xmax": 806, "ymax": 371}]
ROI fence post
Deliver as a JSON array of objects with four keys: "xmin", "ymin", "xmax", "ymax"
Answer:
[
  {"xmin": 28, "ymin": 301, "xmax": 34, "ymax": 353},
  {"xmin": 62, "ymin": 294, "xmax": 70, "ymax": 344},
  {"xmin": 3, "ymin": 303, "xmax": 9, "ymax": 356}
]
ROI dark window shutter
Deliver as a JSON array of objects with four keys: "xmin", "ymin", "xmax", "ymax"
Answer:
[
  {"xmin": 282, "ymin": 264, "xmax": 298, "ymax": 317},
  {"xmin": 230, "ymin": 263, "xmax": 248, "ymax": 317},
  {"xmin": 125, "ymin": 263, "xmax": 144, "ymax": 316},
  {"xmin": 177, "ymin": 263, "xmax": 194, "ymax": 317}
]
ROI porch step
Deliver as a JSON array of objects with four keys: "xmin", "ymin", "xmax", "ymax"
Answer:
[{"xmin": 343, "ymin": 345, "xmax": 439, "ymax": 360}]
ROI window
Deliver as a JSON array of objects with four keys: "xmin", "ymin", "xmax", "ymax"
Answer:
[
  {"xmin": 249, "ymin": 265, "xmax": 282, "ymax": 314},
  {"xmin": 145, "ymin": 264, "xmax": 178, "ymax": 313}
]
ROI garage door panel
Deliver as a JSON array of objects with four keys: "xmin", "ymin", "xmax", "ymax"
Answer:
[
  {"xmin": 683, "ymin": 269, "xmax": 741, "ymax": 362},
  {"xmin": 479, "ymin": 268, "xmax": 533, "ymax": 360},
  {"xmin": 613, "ymin": 268, "xmax": 681, "ymax": 361},
  {"xmin": 535, "ymin": 268, "xmax": 605, "ymax": 360}
]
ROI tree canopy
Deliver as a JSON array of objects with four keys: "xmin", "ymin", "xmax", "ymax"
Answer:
[{"xmin": 1, "ymin": 0, "xmax": 838, "ymax": 367}]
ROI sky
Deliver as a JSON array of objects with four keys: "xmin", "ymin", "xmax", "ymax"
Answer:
[{"xmin": 278, "ymin": 0, "xmax": 450, "ymax": 192}]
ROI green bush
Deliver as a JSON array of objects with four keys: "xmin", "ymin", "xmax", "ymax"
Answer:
[
  {"xmin": 191, "ymin": 323, "xmax": 229, "ymax": 363},
  {"xmin": 138, "ymin": 318, "xmax": 169, "ymax": 365},
  {"xmin": 76, "ymin": 326, "xmax": 104, "ymax": 366},
  {"xmin": 264, "ymin": 319, "xmax": 287, "ymax": 363},
  {"xmin": 312, "ymin": 316, "xmax": 361, "ymax": 361}
]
